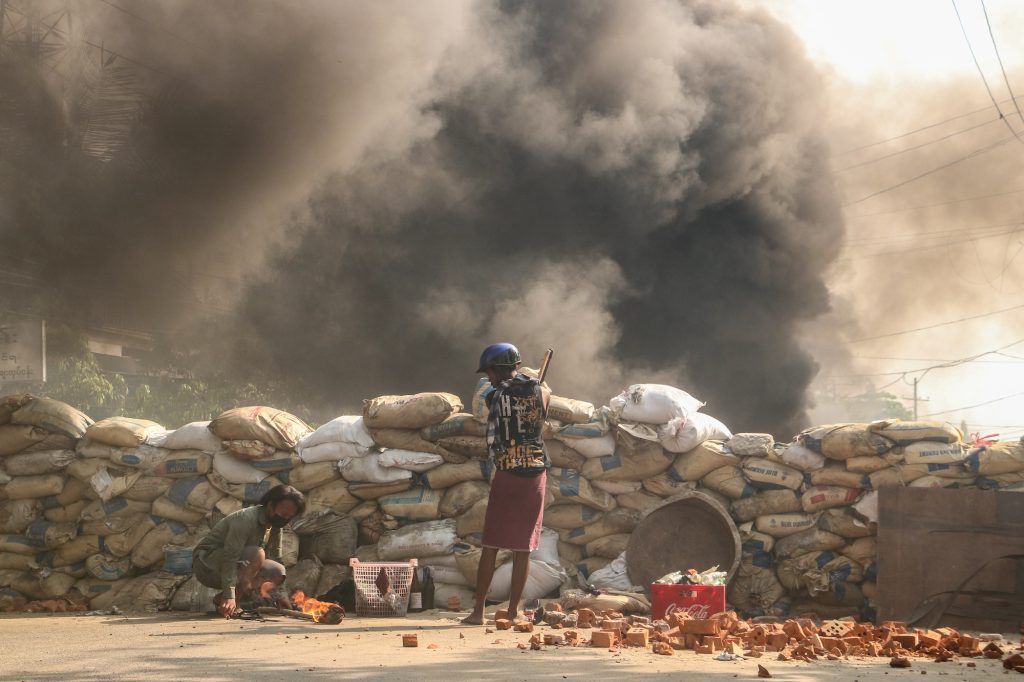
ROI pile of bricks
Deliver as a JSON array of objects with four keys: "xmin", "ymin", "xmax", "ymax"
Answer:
[{"xmin": 487, "ymin": 603, "xmax": 1024, "ymax": 671}]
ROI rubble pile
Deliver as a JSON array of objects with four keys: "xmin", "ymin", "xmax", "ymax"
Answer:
[{"xmin": 0, "ymin": 381, "xmax": 1022, "ymax": 618}]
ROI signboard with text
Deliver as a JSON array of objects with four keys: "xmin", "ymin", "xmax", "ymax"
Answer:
[{"xmin": 0, "ymin": 316, "xmax": 46, "ymax": 384}]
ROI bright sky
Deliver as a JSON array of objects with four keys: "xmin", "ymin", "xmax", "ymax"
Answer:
[{"xmin": 755, "ymin": 0, "xmax": 1024, "ymax": 437}]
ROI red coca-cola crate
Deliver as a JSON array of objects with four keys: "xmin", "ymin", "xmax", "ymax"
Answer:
[{"xmin": 650, "ymin": 584, "xmax": 726, "ymax": 621}]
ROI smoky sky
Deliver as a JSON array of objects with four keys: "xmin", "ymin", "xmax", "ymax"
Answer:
[{"xmin": 0, "ymin": 0, "xmax": 844, "ymax": 436}]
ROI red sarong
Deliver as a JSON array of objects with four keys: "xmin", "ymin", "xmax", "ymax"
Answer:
[{"xmin": 481, "ymin": 470, "xmax": 546, "ymax": 552}]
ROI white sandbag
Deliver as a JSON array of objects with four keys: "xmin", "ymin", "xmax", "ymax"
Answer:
[
  {"xmin": 377, "ymin": 519, "xmax": 458, "ymax": 561},
  {"xmin": 779, "ymin": 442, "xmax": 826, "ymax": 472},
  {"xmin": 427, "ymin": 566, "xmax": 471, "ymax": 588},
  {"xmin": 487, "ymin": 559, "xmax": 566, "ymax": 601},
  {"xmin": 852, "ymin": 490, "xmax": 878, "ymax": 523},
  {"xmin": 742, "ymin": 458, "xmax": 803, "ymax": 490},
  {"xmin": 533, "ymin": 527, "xmax": 560, "ymax": 567},
  {"xmin": 212, "ymin": 451, "xmax": 270, "ymax": 485},
  {"xmin": 377, "ymin": 449, "xmax": 444, "ymax": 472},
  {"xmin": 3, "ymin": 449, "xmax": 75, "ymax": 476},
  {"xmin": 609, "ymin": 384, "xmax": 704, "ymax": 424},
  {"xmin": 869, "ymin": 419, "xmax": 962, "ymax": 446},
  {"xmin": 338, "ymin": 455, "xmax": 413, "ymax": 484},
  {"xmin": 363, "ymin": 393, "xmax": 463, "ymax": 430},
  {"xmin": 658, "ymin": 413, "xmax": 732, "ymax": 454},
  {"xmin": 298, "ymin": 440, "xmax": 370, "ymax": 464},
  {"xmin": 909, "ymin": 474, "xmax": 962, "ymax": 488},
  {"xmin": 586, "ymin": 551, "xmax": 637, "ymax": 591},
  {"xmin": 728, "ymin": 433, "xmax": 775, "ymax": 457},
  {"xmin": 85, "ymin": 417, "xmax": 164, "ymax": 448},
  {"xmin": 559, "ymin": 433, "xmax": 616, "ymax": 459},
  {"xmin": 433, "ymin": 581, "xmax": 475, "ymax": 610},
  {"xmin": 299, "ymin": 415, "xmax": 376, "ymax": 450},
  {"xmin": 148, "ymin": 421, "xmax": 223, "ymax": 451}
]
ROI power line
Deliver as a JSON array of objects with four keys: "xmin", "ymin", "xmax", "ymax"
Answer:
[
  {"xmin": 850, "ymin": 301, "xmax": 1024, "ymax": 343},
  {"xmin": 832, "ymin": 338, "xmax": 1024, "ymax": 379},
  {"xmin": 81, "ymin": 39, "xmax": 176, "ymax": 79},
  {"xmin": 90, "ymin": 0, "xmax": 209, "ymax": 54},
  {"xmin": 845, "ymin": 218, "xmax": 1022, "ymax": 246},
  {"xmin": 844, "ymin": 188, "xmax": 1024, "ymax": 219},
  {"xmin": 835, "ymin": 225, "xmax": 1022, "ymax": 261},
  {"xmin": 920, "ymin": 390, "xmax": 1024, "ymax": 417},
  {"xmin": 841, "ymin": 134, "xmax": 1015, "ymax": 207},
  {"xmin": 951, "ymin": 0, "xmax": 1024, "ymax": 144},
  {"xmin": 980, "ymin": 0, "xmax": 1024, "ymax": 129},
  {"xmin": 836, "ymin": 117, "xmax": 1000, "ymax": 172}
]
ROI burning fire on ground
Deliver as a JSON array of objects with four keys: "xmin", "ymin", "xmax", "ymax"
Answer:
[{"xmin": 291, "ymin": 590, "xmax": 344, "ymax": 624}]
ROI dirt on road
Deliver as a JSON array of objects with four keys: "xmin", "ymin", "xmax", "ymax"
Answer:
[{"xmin": 0, "ymin": 611, "xmax": 1016, "ymax": 681}]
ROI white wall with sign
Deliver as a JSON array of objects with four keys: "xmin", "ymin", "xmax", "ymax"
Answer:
[{"xmin": 0, "ymin": 316, "xmax": 46, "ymax": 384}]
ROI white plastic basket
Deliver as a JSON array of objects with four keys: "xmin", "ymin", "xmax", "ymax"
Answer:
[{"xmin": 348, "ymin": 558, "xmax": 418, "ymax": 617}]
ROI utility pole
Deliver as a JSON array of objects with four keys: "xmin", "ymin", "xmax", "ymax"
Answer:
[{"xmin": 913, "ymin": 378, "xmax": 918, "ymax": 420}]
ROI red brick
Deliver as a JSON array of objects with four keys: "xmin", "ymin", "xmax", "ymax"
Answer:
[
  {"xmin": 590, "ymin": 630, "xmax": 617, "ymax": 648},
  {"xmin": 495, "ymin": 619, "xmax": 512, "ymax": 631},
  {"xmin": 892, "ymin": 634, "xmax": 919, "ymax": 650},
  {"xmin": 626, "ymin": 629, "xmax": 650, "ymax": 647},
  {"xmin": 402, "ymin": 634, "xmax": 418, "ymax": 648},
  {"xmin": 680, "ymin": 619, "xmax": 720, "ymax": 636},
  {"xmin": 513, "ymin": 622, "xmax": 534, "ymax": 633}
]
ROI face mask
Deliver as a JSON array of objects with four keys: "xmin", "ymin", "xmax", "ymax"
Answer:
[{"xmin": 268, "ymin": 515, "xmax": 290, "ymax": 528}]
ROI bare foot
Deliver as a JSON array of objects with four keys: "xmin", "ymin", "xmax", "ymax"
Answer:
[
  {"xmin": 460, "ymin": 613, "xmax": 485, "ymax": 625},
  {"xmin": 506, "ymin": 610, "xmax": 518, "ymax": 622}
]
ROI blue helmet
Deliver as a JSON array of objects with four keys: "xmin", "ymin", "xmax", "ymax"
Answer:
[{"xmin": 476, "ymin": 343, "xmax": 522, "ymax": 373}]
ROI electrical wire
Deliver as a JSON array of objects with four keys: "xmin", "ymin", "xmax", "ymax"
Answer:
[
  {"xmin": 920, "ymin": 390, "xmax": 1024, "ymax": 417},
  {"xmin": 836, "ymin": 116, "xmax": 1000, "ymax": 172},
  {"xmin": 951, "ymin": 0, "xmax": 1024, "ymax": 144},
  {"xmin": 841, "ymin": 134, "xmax": 1016, "ymax": 207},
  {"xmin": 844, "ymin": 188, "xmax": 1024, "ymax": 219},
  {"xmin": 981, "ymin": 0, "xmax": 1024, "ymax": 127},
  {"xmin": 828, "ymin": 339, "xmax": 1024, "ymax": 379},
  {"xmin": 90, "ymin": 0, "xmax": 209, "ymax": 53},
  {"xmin": 850, "ymin": 302, "xmax": 1024, "ymax": 343},
  {"xmin": 835, "ymin": 225, "xmax": 1022, "ymax": 261}
]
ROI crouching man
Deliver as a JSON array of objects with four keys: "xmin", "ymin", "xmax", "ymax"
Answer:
[{"xmin": 193, "ymin": 484, "xmax": 305, "ymax": 618}]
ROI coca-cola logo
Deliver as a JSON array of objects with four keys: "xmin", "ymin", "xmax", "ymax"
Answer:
[{"xmin": 664, "ymin": 602, "xmax": 711, "ymax": 619}]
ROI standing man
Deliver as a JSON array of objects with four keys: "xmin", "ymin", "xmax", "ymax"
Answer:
[{"xmin": 463, "ymin": 343, "xmax": 550, "ymax": 625}]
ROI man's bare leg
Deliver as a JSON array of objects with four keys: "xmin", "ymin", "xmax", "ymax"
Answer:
[
  {"xmin": 461, "ymin": 547, "xmax": 499, "ymax": 625},
  {"xmin": 506, "ymin": 551, "xmax": 531, "ymax": 622}
]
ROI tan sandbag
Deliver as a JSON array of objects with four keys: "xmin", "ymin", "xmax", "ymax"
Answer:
[
  {"xmin": 810, "ymin": 581, "xmax": 864, "ymax": 608},
  {"xmin": 121, "ymin": 476, "xmax": 172, "ymax": 502},
  {"xmin": 865, "ymin": 465, "xmax": 928, "ymax": 489},
  {"xmin": 728, "ymin": 554, "xmax": 785, "ymax": 614},
  {"xmin": 908, "ymin": 474, "xmax": 961, "ymax": 488},
  {"xmin": 817, "ymin": 508, "xmax": 876, "ymax": 538},
  {"xmin": 306, "ymin": 479, "xmax": 360, "ymax": 515},
  {"xmin": 85, "ymin": 417, "xmax": 164, "ymax": 448},
  {"xmin": 701, "ymin": 465, "xmax": 754, "ymax": 500},
  {"xmin": 965, "ymin": 441, "xmax": 1024, "ymax": 475},
  {"xmin": 0, "ymin": 424, "xmax": 49, "ymax": 456},
  {"xmin": 741, "ymin": 458, "xmax": 803, "ymax": 490},
  {"xmin": 363, "ymin": 393, "xmax": 463, "ymax": 430},
  {"xmin": 248, "ymin": 451, "xmax": 301, "ymax": 474},
  {"xmin": 223, "ymin": 439, "xmax": 276, "ymax": 459},
  {"xmin": 379, "ymin": 486, "xmax": 442, "ymax": 522},
  {"xmin": 455, "ymin": 497, "xmax": 488, "ymax": 537},
  {"xmin": 547, "ymin": 467, "xmax": 616, "ymax": 511},
  {"xmin": 11, "ymin": 570, "xmax": 77, "ymax": 599},
  {"xmin": 144, "ymin": 450, "xmax": 212, "ymax": 479},
  {"xmin": 453, "ymin": 542, "xmax": 511, "ymax": 585},
  {"xmin": 547, "ymin": 440, "xmax": 585, "ymax": 470},
  {"xmin": 844, "ymin": 454, "xmax": 901, "ymax": 474},
  {"xmin": 907, "ymin": 462, "xmax": 973, "ymax": 480},
  {"xmin": 3, "ymin": 449, "xmax": 75, "ymax": 476},
  {"xmin": 89, "ymin": 467, "xmax": 144, "ymax": 502},
  {"xmin": 869, "ymin": 419, "xmax": 962, "ymax": 446},
  {"xmin": 557, "ymin": 508, "xmax": 641, "ymax": 546},
  {"xmin": 286, "ymin": 461, "xmax": 339, "ymax": 491},
  {"xmin": 585, "ymin": 533, "xmax": 629, "ymax": 560},
  {"xmin": 347, "ymin": 480, "xmax": 411, "ymax": 501},
  {"xmin": 85, "ymin": 553, "xmax": 133, "ymax": 581},
  {"xmin": 641, "ymin": 473, "xmax": 697, "ymax": 498},
  {"xmin": 0, "ymin": 535, "xmax": 36, "ymax": 555},
  {"xmin": 614, "ymin": 489, "xmax": 663, "ymax": 513},
  {"xmin": 66, "ymin": 457, "xmax": 105, "ymax": 482},
  {"xmin": 439, "ymin": 481, "xmax": 490, "ymax": 518},
  {"xmin": 419, "ymin": 413, "xmax": 487, "ymax": 441},
  {"xmin": 110, "ymin": 571, "xmax": 188, "ymax": 612},
  {"xmin": 730, "ymin": 489, "xmax": 802, "ymax": 522},
  {"xmin": 150, "ymin": 496, "xmax": 206, "ymax": 525},
  {"xmin": 44, "ymin": 500, "xmax": 87, "ymax": 524},
  {"xmin": 801, "ymin": 485, "xmax": 862, "ymax": 512},
  {"xmin": 76, "ymin": 438, "xmax": 121, "ymax": 459},
  {"xmin": 102, "ymin": 516, "xmax": 158, "ymax": 557},
  {"xmin": 810, "ymin": 463, "xmax": 867, "ymax": 488},
  {"xmin": 547, "ymin": 396, "xmax": 596, "ymax": 425},
  {"xmin": 166, "ymin": 476, "xmax": 225, "ymax": 513},
  {"xmin": 754, "ymin": 512, "xmax": 819, "ymax": 538},
  {"xmin": 369, "ymin": 428, "xmax": 464, "ymax": 464},
  {"xmin": 543, "ymin": 503, "xmax": 604, "ymax": 530},
  {"xmin": 899, "ymin": 441, "xmax": 966, "ymax": 466},
  {"xmin": 39, "ymin": 534, "xmax": 101, "ymax": 567},
  {"xmin": 421, "ymin": 460, "xmax": 494, "ymax": 489},
  {"xmin": 0, "ymin": 393, "xmax": 34, "ymax": 424},
  {"xmin": 0, "ymin": 552, "xmax": 34, "ymax": 570},
  {"xmin": 292, "ymin": 512, "xmax": 358, "ymax": 565},
  {"xmin": 727, "ymin": 433, "xmax": 775, "ymax": 457},
  {"xmin": 205, "ymin": 471, "xmax": 283, "ymax": 504},
  {"xmin": 842, "ymin": 536, "xmax": 877, "ymax": 565},
  {"xmin": 739, "ymin": 529, "xmax": 776, "ymax": 554},
  {"xmin": 0, "ymin": 499, "xmax": 41, "ymax": 533},
  {"xmin": 131, "ymin": 519, "xmax": 195, "ymax": 569},
  {"xmin": 22, "ymin": 432, "xmax": 75, "ymax": 453},
  {"xmin": 348, "ymin": 501, "xmax": 378, "ymax": 522},
  {"xmin": 4, "ymin": 474, "xmax": 64, "ymax": 500},
  {"xmin": 12, "ymin": 397, "xmax": 92, "ymax": 439},
  {"xmin": 773, "ymin": 527, "xmax": 845, "ymax": 559},
  {"xmin": 436, "ymin": 436, "xmax": 488, "ymax": 459},
  {"xmin": 557, "ymin": 540, "xmax": 586, "ymax": 563},
  {"xmin": 668, "ymin": 440, "xmax": 739, "ymax": 481},
  {"xmin": 799, "ymin": 423, "xmax": 893, "ymax": 460},
  {"xmin": 590, "ymin": 479, "xmax": 642, "ymax": 495},
  {"xmin": 209, "ymin": 406, "xmax": 312, "ymax": 450},
  {"xmin": 81, "ymin": 497, "xmax": 152, "ymax": 521},
  {"xmin": 581, "ymin": 430, "xmax": 673, "ymax": 482},
  {"xmin": 81, "ymin": 512, "xmax": 149, "ymax": 537}
]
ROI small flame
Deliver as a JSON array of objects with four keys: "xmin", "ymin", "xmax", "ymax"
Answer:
[
  {"xmin": 292, "ymin": 590, "xmax": 336, "ymax": 623},
  {"xmin": 260, "ymin": 581, "xmax": 274, "ymax": 599}
]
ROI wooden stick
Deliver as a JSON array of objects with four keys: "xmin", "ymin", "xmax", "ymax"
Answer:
[{"xmin": 255, "ymin": 606, "xmax": 316, "ymax": 621}]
